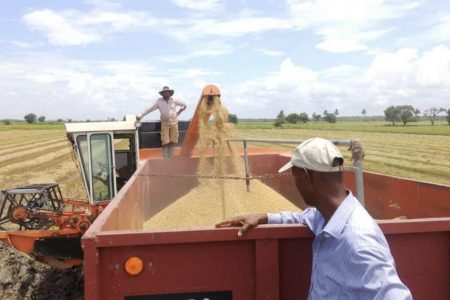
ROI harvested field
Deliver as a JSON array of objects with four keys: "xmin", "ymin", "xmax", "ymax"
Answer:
[
  {"xmin": 0, "ymin": 124, "xmax": 448, "ymax": 201},
  {"xmin": 236, "ymin": 128, "xmax": 450, "ymax": 185},
  {"xmin": 0, "ymin": 130, "xmax": 86, "ymax": 199}
]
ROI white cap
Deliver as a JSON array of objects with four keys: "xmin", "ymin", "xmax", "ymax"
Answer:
[{"xmin": 278, "ymin": 137, "xmax": 344, "ymax": 173}]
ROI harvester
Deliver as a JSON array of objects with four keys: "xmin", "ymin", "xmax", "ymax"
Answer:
[{"xmin": 1, "ymin": 84, "xmax": 449, "ymax": 299}]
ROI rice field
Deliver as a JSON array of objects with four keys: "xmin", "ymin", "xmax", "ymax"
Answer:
[
  {"xmin": 0, "ymin": 123, "xmax": 448, "ymax": 201},
  {"xmin": 235, "ymin": 128, "xmax": 450, "ymax": 186},
  {"xmin": 0, "ymin": 129, "xmax": 86, "ymax": 199}
]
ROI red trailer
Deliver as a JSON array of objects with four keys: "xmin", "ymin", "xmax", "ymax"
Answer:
[{"xmin": 82, "ymin": 153, "xmax": 450, "ymax": 300}]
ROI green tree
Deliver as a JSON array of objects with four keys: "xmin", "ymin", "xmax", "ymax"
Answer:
[
  {"xmin": 312, "ymin": 113, "xmax": 321, "ymax": 122},
  {"xmin": 384, "ymin": 106, "xmax": 400, "ymax": 126},
  {"xmin": 361, "ymin": 108, "xmax": 367, "ymax": 117},
  {"xmin": 334, "ymin": 109, "xmax": 339, "ymax": 116},
  {"xmin": 298, "ymin": 112, "xmax": 309, "ymax": 123},
  {"xmin": 399, "ymin": 105, "xmax": 419, "ymax": 126},
  {"xmin": 447, "ymin": 109, "xmax": 450, "ymax": 125},
  {"xmin": 38, "ymin": 116, "xmax": 46, "ymax": 122},
  {"xmin": 3, "ymin": 120, "xmax": 11, "ymax": 125},
  {"xmin": 24, "ymin": 113, "xmax": 37, "ymax": 124},
  {"xmin": 323, "ymin": 113, "xmax": 337, "ymax": 123},
  {"xmin": 274, "ymin": 110, "xmax": 286, "ymax": 127},
  {"xmin": 57, "ymin": 118, "xmax": 64, "ymax": 123},
  {"xmin": 228, "ymin": 113, "xmax": 238, "ymax": 124},
  {"xmin": 286, "ymin": 113, "xmax": 299, "ymax": 124},
  {"xmin": 424, "ymin": 107, "xmax": 446, "ymax": 126}
]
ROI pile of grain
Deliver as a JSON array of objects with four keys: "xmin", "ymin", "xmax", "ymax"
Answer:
[
  {"xmin": 144, "ymin": 95, "xmax": 299, "ymax": 229},
  {"xmin": 144, "ymin": 179, "xmax": 298, "ymax": 229}
]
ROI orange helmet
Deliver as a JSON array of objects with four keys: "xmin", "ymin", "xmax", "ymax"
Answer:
[{"xmin": 201, "ymin": 84, "xmax": 221, "ymax": 97}]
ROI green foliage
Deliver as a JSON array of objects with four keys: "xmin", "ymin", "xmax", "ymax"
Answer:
[
  {"xmin": 447, "ymin": 109, "xmax": 450, "ymax": 125},
  {"xmin": 298, "ymin": 113, "xmax": 309, "ymax": 123},
  {"xmin": 361, "ymin": 109, "xmax": 367, "ymax": 116},
  {"xmin": 286, "ymin": 113, "xmax": 299, "ymax": 124},
  {"xmin": 384, "ymin": 106, "xmax": 400, "ymax": 125},
  {"xmin": 323, "ymin": 113, "xmax": 337, "ymax": 123},
  {"xmin": 38, "ymin": 116, "xmax": 46, "ymax": 123},
  {"xmin": 57, "ymin": 118, "xmax": 64, "ymax": 123},
  {"xmin": 399, "ymin": 105, "xmax": 419, "ymax": 126},
  {"xmin": 312, "ymin": 113, "xmax": 321, "ymax": 122},
  {"xmin": 24, "ymin": 113, "xmax": 37, "ymax": 124},
  {"xmin": 274, "ymin": 110, "xmax": 286, "ymax": 127},
  {"xmin": 228, "ymin": 113, "xmax": 238, "ymax": 124},
  {"xmin": 384, "ymin": 105, "xmax": 420, "ymax": 126},
  {"xmin": 3, "ymin": 120, "xmax": 11, "ymax": 125},
  {"xmin": 424, "ymin": 107, "xmax": 446, "ymax": 126}
]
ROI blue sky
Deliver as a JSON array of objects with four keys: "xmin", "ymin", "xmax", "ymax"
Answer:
[{"xmin": 1, "ymin": 0, "xmax": 449, "ymax": 120}]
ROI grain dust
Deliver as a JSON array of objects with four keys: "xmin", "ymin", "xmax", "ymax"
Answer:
[{"xmin": 144, "ymin": 95, "xmax": 299, "ymax": 229}]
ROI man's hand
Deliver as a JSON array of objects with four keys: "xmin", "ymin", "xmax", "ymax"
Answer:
[
  {"xmin": 176, "ymin": 105, "xmax": 186, "ymax": 116},
  {"xmin": 215, "ymin": 214, "xmax": 268, "ymax": 237}
]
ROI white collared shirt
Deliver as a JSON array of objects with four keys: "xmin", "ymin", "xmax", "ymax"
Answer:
[
  {"xmin": 268, "ymin": 192, "xmax": 412, "ymax": 300},
  {"xmin": 140, "ymin": 96, "xmax": 186, "ymax": 126}
]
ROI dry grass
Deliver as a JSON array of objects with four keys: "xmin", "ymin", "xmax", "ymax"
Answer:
[
  {"xmin": 0, "ymin": 124, "xmax": 448, "ymax": 202},
  {"xmin": 0, "ymin": 130, "xmax": 86, "ymax": 199},
  {"xmin": 236, "ymin": 129, "xmax": 450, "ymax": 185}
]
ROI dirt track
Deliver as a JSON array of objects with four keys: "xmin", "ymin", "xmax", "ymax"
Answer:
[{"xmin": 0, "ymin": 242, "xmax": 83, "ymax": 300}]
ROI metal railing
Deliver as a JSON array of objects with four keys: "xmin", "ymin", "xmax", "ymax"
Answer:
[{"xmin": 226, "ymin": 138, "xmax": 365, "ymax": 206}]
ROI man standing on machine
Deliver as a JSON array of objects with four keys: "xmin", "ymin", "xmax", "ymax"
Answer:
[{"xmin": 137, "ymin": 86, "xmax": 187, "ymax": 158}]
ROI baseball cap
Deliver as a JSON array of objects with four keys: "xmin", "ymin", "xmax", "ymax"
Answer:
[{"xmin": 278, "ymin": 137, "xmax": 344, "ymax": 173}]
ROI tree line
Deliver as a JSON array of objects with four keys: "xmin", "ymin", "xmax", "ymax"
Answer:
[{"xmin": 274, "ymin": 106, "xmax": 450, "ymax": 127}]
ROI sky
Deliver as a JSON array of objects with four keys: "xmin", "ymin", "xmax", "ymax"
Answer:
[{"xmin": 1, "ymin": 0, "xmax": 449, "ymax": 121}]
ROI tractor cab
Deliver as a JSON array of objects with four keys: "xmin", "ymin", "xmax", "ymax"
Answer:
[
  {"xmin": 65, "ymin": 116, "xmax": 140, "ymax": 204},
  {"xmin": 65, "ymin": 116, "xmax": 191, "ymax": 204}
]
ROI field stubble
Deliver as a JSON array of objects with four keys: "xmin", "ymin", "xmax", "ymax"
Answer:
[
  {"xmin": 0, "ymin": 126, "xmax": 448, "ymax": 200},
  {"xmin": 0, "ymin": 130, "xmax": 86, "ymax": 199},
  {"xmin": 236, "ymin": 128, "xmax": 450, "ymax": 186}
]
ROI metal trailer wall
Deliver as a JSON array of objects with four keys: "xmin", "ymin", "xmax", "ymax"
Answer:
[{"xmin": 83, "ymin": 154, "xmax": 450, "ymax": 300}]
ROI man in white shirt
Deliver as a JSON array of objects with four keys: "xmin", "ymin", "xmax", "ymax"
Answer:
[{"xmin": 137, "ymin": 86, "xmax": 187, "ymax": 158}]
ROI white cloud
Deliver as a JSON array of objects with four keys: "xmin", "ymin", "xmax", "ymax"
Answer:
[
  {"xmin": 22, "ymin": 9, "xmax": 101, "ymax": 46},
  {"xmin": 170, "ymin": 0, "xmax": 222, "ymax": 11},
  {"xmin": 0, "ymin": 53, "xmax": 226, "ymax": 119},
  {"xmin": 161, "ymin": 40, "xmax": 235, "ymax": 62},
  {"xmin": 224, "ymin": 45, "xmax": 450, "ymax": 117},
  {"xmin": 22, "ymin": 9, "xmax": 157, "ymax": 46},
  {"xmin": 169, "ymin": 16, "xmax": 297, "ymax": 43},
  {"xmin": 429, "ymin": 13, "xmax": 450, "ymax": 42},
  {"xmin": 9, "ymin": 40, "xmax": 35, "ymax": 48},
  {"xmin": 316, "ymin": 28, "xmax": 391, "ymax": 53},
  {"xmin": 255, "ymin": 48, "xmax": 284, "ymax": 56},
  {"xmin": 287, "ymin": 0, "xmax": 423, "ymax": 53}
]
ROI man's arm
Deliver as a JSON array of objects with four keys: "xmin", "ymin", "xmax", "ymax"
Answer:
[
  {"xmin": 267, "ymin": 211, "xmax": 308, "ymax": 224},
  {"xmin": 137, "ymin": 101, "xmax": 158, "ymax": 120},
  {"xmin": 173, "ymin": 99, "xmax": 187, "ymax": 116},
  {"xmin": 215, "ymin": 209, "xmax": 311, "ymax": 237}
]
